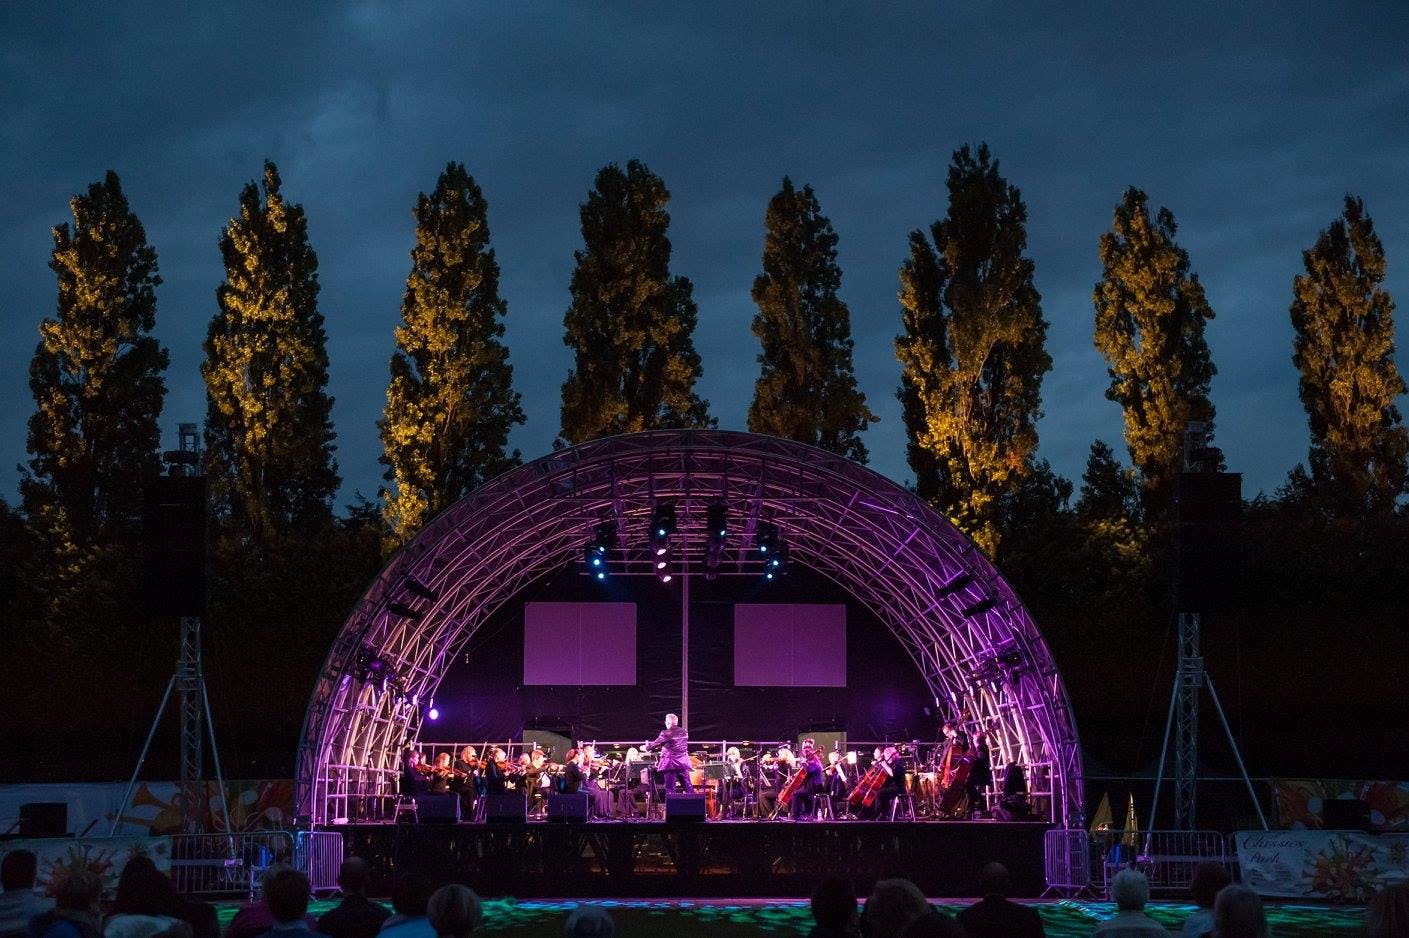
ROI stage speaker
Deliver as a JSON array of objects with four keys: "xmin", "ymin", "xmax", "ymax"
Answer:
[
  {"xmin": 548, "ymin": 792, "xmax": 589, "ymax": 823},
  {"xmin": 1323, "ymin": 798, "xmax": 1371, "ymax": 831},
  {"xmin": 417, "ymin": 794, "xmax": 460, "ymax": 824},
  {"xmin": 665, "ymin": 793, "xmax": 707, "ymax": 822},
  {"xmin": 483, "ymin": 793, "xmax": 527, "ymax": 823},
  {"xmin": 142, "ymin": 475, "xmax": 207, "ymax": 617},
  {"xmin": 18, "ymin": 803, "xmax": 68, "ymax": 838}
]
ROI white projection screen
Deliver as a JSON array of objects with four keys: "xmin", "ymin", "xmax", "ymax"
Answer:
[
  {"xmin": 733, "ymin": 603, "xmax": 846, "ymax": 687},
  {"xmin": 523, "ymin": 602, "xmax": 637, "ymax": 685}
]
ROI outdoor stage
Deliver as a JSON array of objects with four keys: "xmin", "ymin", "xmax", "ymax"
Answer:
[{"xmin": 335, "ymin": 820, "xmax": 1052, "ymax": 898}]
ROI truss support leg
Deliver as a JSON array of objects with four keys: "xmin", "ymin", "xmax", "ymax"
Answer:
[
  {"xmin": 1205, "ymin": 676, "xmax": 1269, "ymax": 830},
  {"xmin": 111, "ymin": 675, "xmax": 177, "ymax": 836}
]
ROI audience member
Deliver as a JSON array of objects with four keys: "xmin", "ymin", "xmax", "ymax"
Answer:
[
  {"xmin": 1092, "ymin": 869, "xmax": 1166, "ymax": 936},
  {"xmin": 28, "ymin": 871, "xmax": 103, "ymax": 938},
  {"xmin": 316, "ymin": 860, "xmax": 389, "ymax": 938},
  {"xmin": 1211, "ymin": 885, "xmax": 1268, "ymax": 938},
  {"xmin": 896, "ymin": 911, "xmax": 965, "ymax": 938},
  {"xmin": 809, "ymin": 876, "xmax": 859, "ymax": 938},
  {"xmin": 563, "ymin": 906, "xmax": 614, "ymax": 938},
  {"xmin": 1366, "ymin": 882, "xmax": 1409, "ymax": 938},
  {"xmin": 955, "ymin": 862, "xmax": 1044, "ymax": 937},
  {"xmin": 224, "ymin": 867, "xmax": 317, "ymax": 938},
  {"xmin": 1180, "ymin": 862, "xmax": 1231, "ymax": 938},
  {"xmin": 1, "ymin": 850, "xmax": 52, "ymax": 938},
  {"xmin": 424, "ymin": 886, "xmax": 478, "ymax": 938},
  {"xmin": 377, "ymin": 875, "xmax": 433, "ymax": 938},
  {"xmin": 105, "ymin": 858, "xmax": 193, "ymax": 938},
  {"xmin": 262, "ymin": 869, "xmax": 327, "ymax": 938},
  {"xmin": 860, "ymin": 878, "xmax": 929, "ymax": 938}
]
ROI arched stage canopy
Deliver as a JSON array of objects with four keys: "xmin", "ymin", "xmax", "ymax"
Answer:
[{"xmin": 297, "ymin": 430, "xmax": 1083, "ymax": 826}]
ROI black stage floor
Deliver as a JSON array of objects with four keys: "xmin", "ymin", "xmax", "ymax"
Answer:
[{"xmin": 336, "ymin": 821, "xmax": 1052, "ymax": 898}]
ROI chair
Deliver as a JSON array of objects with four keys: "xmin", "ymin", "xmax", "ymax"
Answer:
[
  {"xmin": 394, "ymin": 793, "xmax": 418, "ymax": 823},
  {"xmin": 889, "ymin": 792, "xmax": 916, "ymax": 822},
  {"xmin": 815, "ymin": 796, "xmax": 835, "ymax": 821}
]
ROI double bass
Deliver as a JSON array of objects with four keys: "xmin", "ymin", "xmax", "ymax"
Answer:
[
  {"xmin": 936, "ymin": 728, "xmax": 983, "ymax": 817},
  {"xmin": 847, "ymin": 753, "xmax": 891, "ymax": 808}
]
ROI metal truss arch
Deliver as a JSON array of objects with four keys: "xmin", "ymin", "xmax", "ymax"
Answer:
[{"xmin": 296, "ymin": 430, "xmax": 1083, "ymax": 826}]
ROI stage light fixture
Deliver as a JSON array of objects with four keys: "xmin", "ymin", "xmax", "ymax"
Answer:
[
  {"xmin": 403, "ymin": 578, "xmax": 438, "ymax": 602},
  {"xmin": 649, "ymin": 500, "xmax": 677, "ymax": 556},
  {"xmin": 706, "ymin": 501, "xmax": 728, "ymax": 543},
  {"xmin": 754, "ymin": 521, "xmax": 779, "ymax": 556},
  {"xmin": 936, "ymin": 573, "xmax": 974, "ymax": 598},
  {"xmin": 427, "ymin": 700, "xmax": 439, "ymax": 721},
  {"xmin": 592, "ymin": 522, "xmax": 617, "ymax": 552},
  {"xmin": 962, "ymin": 596, "xmax": 997, "ymax": 618},
  {"xmin": 660, "ymin": 572, "xmax": 673, "ymax": 583},
  {"xmin": 387, "ymin": 601, "xmax": 422, "ymax": 620},
  {"xmin": 762, "ymin": 542, "xmax": 789, "ymax": 581}
]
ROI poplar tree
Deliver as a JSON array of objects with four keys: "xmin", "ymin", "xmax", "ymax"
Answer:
[
  {"xmin": 894, "ymin": 144, "xmax": 1050, "ymax": 556},
  {"xmin": 1289, "ymin": 196, "xmax": 1408, "ymax": 514},
  {"xmin": 1093, "ymin": 187, "xmax": 1217, "ymax": 509},
  {"xmin": 379, "ymin": 163, "xmax": 524, "ymax": 544},
  {"xmin": 748, "ymin": 177, "xmax": 875, "ymax": 461},
  {"xmin": 203, "ymin": 161, "xmax": 339, "ymax": 545},
  {"xmin": 22, "ymin": 171, "xmax": 168, "ymax": 543},
  {"xmin": 559, "ymin": 160, "xmax": 711, "ymax": 445}
]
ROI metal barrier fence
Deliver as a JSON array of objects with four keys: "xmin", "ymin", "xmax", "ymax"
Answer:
[
  {"xmin": 1090, "ymin": 829, "xmax": 1230, "ymax": 896},
  {"xmin": 168, "ymin": 832, "xmax": 296, "ymax": 900},
  {"xmin": 1042, "ymin": 828, "xmax": 1092, "ymax": 894},
  {"xmin": 295, "ymin": 830, "xmax": 346, "ymax": 894}
]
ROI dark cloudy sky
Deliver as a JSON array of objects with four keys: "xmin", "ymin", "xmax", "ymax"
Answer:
[{"xmin": 3, "ymin": 2, "xmax": 1407, "ymax": 506}]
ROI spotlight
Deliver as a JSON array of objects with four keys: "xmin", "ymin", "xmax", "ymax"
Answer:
[
  {"xmin": 655, "ymin": 559, "xmax": 667, "ymax": 570},
  {"xmin": 427, "ymin": 700, "xmax": 439, "ymax": 721},
  {"xmin": 706, "ymin": 501, "xmax": 728, "ymax": 543},
  {"xmin": 762, "ymin": 542, "xmax": 789, "ymax": 581},
  {"xmin": 649, "ymin": 500, "xmax": 677, "ymax": 555},
  {"xmin": 936, "ymin": 573, "xmax": 974, "ymax": 598},
  {"xmin": 584, "ymin": 545, "xmax": 606, "ymax": 569},
  {"xmin": 592, "ymin": 522, "xmax": 617, "ymax": 552},
  {"xmin": 755, "ymin": 521, "xmax": 779, "ymax": 556},
  {"xmin": 661, "ymin": 573, "xmax": 673, "ymax": 583},
  {"xmin": 594, "ymin": 569, "xmax": 607, "ymax": 581},
  {"xmin": 387, "ymin": 601, "xmax": 422, "ymax": 620}
]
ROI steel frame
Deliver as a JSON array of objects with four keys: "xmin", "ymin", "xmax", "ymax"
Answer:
[{"xmin": 295, "ymin": 430, "xmax": 1084, "ymax": 826}]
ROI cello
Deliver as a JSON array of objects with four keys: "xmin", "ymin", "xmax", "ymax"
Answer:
[
  {"xmin": 847, "ymin": 749, "xmax": 894, "ymax": 809},
  {"xmin": 772, "ymin": 766, "xmax": 808, "ymax": 817}
]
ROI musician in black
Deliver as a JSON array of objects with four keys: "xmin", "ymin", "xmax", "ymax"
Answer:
[
  {"xmin": 790, "ymin": 739, "xmax": 826, "ymax": 819},
  {"xmin": 400, "ymin": 749, "xmax": 428, "ymax": 797},
  {"xmin": 965, "ymin": 734, "xmax": 992, "ymax": 818},
  {"xmin": 722, "ymin": 747, "xmax": 749, "ymax": 817},
  {"xmin": 560, "ymin": 749, "xmax": 585, "ymax": 794},
  {"xmin": 859, "ymin": 746, "xmax": 903, "ymax": 820},
  {"xmin": 481, "ymin": 748, "xmax": 509, "ymax": 796},
  {"xmin": 643, "ymin": 712, "xmax": 693, "ymax": 794}
]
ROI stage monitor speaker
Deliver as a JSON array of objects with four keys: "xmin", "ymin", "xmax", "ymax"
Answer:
[
  {"xmin": 548, "ymin": 792, "xmax": 589, "ymax": 823},
  {"xmin": 521, "ymin": 728, "xmax": 574, "ymax": 762},
  {"xmin": 417, "ymin": 794, "xmax": 460, "ymax": 824},
  {"xmin": 483, "ymin": 793, "xmax": 527, "ymax": 823},
  {"xmin": 665, "ymin": 793, "xmax": 707, "ymax": 822},
  {"xmin": 18, "ymin": 803, "xmax": 68, "ymax": 838},
  {"xmin": 1323, "ymin": 798, "xmax": 1371, "ymax": 832},
  {"xmin": 799, "ymin": 730, "xmax": 846, "ymax": 757}
]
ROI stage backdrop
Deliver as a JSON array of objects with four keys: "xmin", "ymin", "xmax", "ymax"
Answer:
[{"xmin": 423, "ymin": 566, "xmax": 936, "ymax": 745}]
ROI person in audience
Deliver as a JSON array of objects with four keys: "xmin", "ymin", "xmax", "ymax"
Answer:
[
  {"xmin": 1093, "ymin": 869, "xmax": 1166, "ymax": 936},
  {"xmin": 262, "ymin": 869, "xmax": 327, "ymax": 938},
  {"xmin": 224, "ymin": 866, "xmax": 317, "ymax": 938},
  {"xmin": 316, "ymin": 859, "xmax": 389, "ymax": 938},
  {"xmin": 1180, "ymin": 862, "xmax": 1231, "ymax": 938},
  {"xmin": 1, "ymin": 850, "xmax": 52, "ymax": 938},
  {"xmin": 1211, "ymin": 885, "xmax": 1269, "ymax": 938},
  {"xmin": 424, "ymin": 886, "xmax": 479, "ymax": 938},
  {"xmin": 860, "ymin": 878, "xmax": 929, "ymax": 938},
  {"xmin": 1366, "ymin": 882, "xmax": 1409, "ymax": 938},
  {"xmin": 28, "ymin": 871, "xmax": 102, "ymax": 938},
  {"xmin": 563, "ymin": 906, "xmax": 614, "ymax": 937},
  {"xmin": 105, "ymin": 858, "xmax": 198, "ymax": 938},
  {"xmin": 377, "ymin": 875, "xmax": 433, "ymax": 938},
  {"xmin": 955, "ymin": 862, "xmax": 1044, "ymax": 937},
  {"xmin": 809, "ymin": 875, "xmax": 859, "ymax": 938},
  {"xmin": 895, "ymin": 912, "xmax": 965, "ymax": 938}
]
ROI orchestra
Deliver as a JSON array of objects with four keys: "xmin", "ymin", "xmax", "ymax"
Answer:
[{"xmin": 391, "ymin": 714, "xmax": 1025, "ymax": 825}]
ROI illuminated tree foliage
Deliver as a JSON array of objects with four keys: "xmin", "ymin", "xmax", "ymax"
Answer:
[
  {"xmin": 203, "ymin": 161, "xmax": 339, "ymax": 545},
  {"xmin": 22, "ymin": 171, "xmax": 168, "ymax": 543},
  {"xmin": 559, "ymin": 160, "xmax": 711, "ymax": 445},
  {"xmin": 1093, "ymin": 187, "xmax": 1217, "ymax": 510},
  {"xmin": 894, "ymin": 144, "xmax": 1050, "ymax": 556},
  {"xmin": 748, "ymin": 177, "xmax": 876, "ymax": 461},
  {"xmin": 379, "ymin": 163, "xmax": 524, "ymax": 545},
  {"xmin": 1289, "ymin": 196, "xmax": 1408, "ymax": 514}
]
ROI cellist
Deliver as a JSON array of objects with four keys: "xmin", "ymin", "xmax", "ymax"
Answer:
[
  {"xmin": 858, "ymin": 746, "xmax": 904, "ymax": 820},
  {"xmin": 789, "ymin": 739, "xmax": 825, "ymax": 820}
]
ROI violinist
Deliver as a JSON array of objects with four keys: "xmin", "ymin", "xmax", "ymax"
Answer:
[
  {"xmin": 615, "ymin": 747, "xmax": 643, "ymax": 818},
  {"xmin": 824, "ymin": 750, "xmax": 854, "ymax": 817},
  {"xmin": 560, "ymin": 748, "xmax": 585, "ymax": 795},
  {"xmin": 400, "ymin": 748, "xmax": 429, "ymax": 796},
  {"xmin": 427, "ymin": 752, "xmax": 454, "ymax": 794},
  {"xmin": 481, "ymin": 747, "xmax": 510, "ymax": 796},
  {"xmin": 722, "ymin": 747, "xmax": 749, "ymax": 816}
]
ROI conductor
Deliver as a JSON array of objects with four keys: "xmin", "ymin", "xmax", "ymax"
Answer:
[{"xmin": 643, "ymin": 712, "xmax": 693, "ymax": 794}]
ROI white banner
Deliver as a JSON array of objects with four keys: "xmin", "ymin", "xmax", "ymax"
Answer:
[
  {"xmin": 3, "ymin": 837, "xmax": 172, "ymax": 899},
  {"xmin": 1235, "ymin": 830, "xmax": 1409, "ymax": 901}
]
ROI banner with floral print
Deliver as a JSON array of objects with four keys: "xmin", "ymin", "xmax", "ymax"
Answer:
[
  {"xmin": 0, "ymin": 780, "xmax": 295, "ymax": 836},
  {"xmin": 1272, "ymin": 778, "xmax": 1409, "ymax": 832},
  {"xmin": 1235, "ymin": 830, "xmax": 1409, "ymax": 901},
  {"xmin": 3, "ymin": 836, "xmax": 171, "ymax": 899}
]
